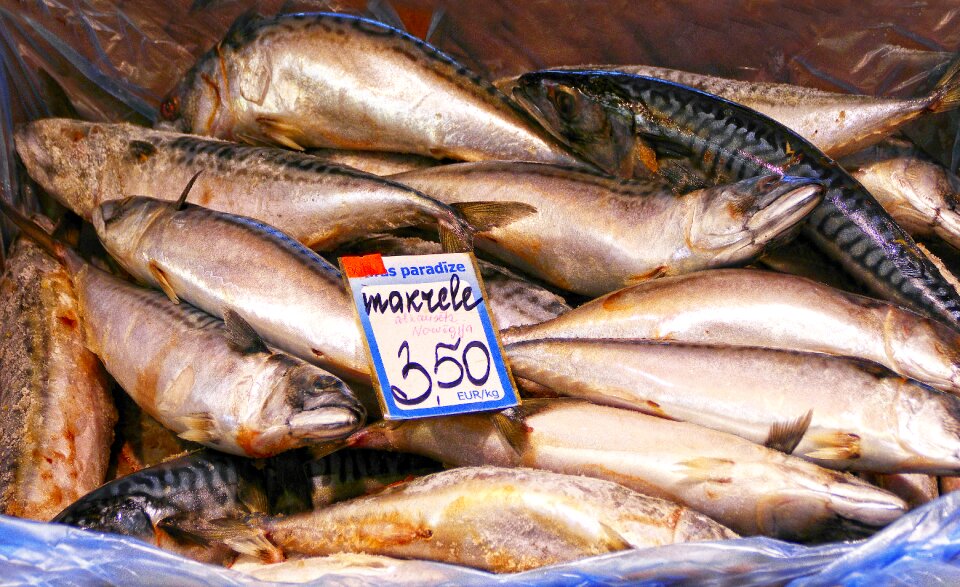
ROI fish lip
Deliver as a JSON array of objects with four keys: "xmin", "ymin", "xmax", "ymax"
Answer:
[
  {"xmin": 744, "ymin": 178, "xmax": 824, "ymax": 238},
  {"xmin": 288, "ymin": 405, "xmax": 366, "ymax": 439}
]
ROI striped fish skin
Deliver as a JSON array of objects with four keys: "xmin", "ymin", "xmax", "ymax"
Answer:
[
  {"xmin": 220, "ymin": 466, "xmax": 736, "ymax": 572},
  {"xmin": 841, "ymin": 139, "xmax": 960, "ymax": 251},
  {"xmin": 498, "ymin": 59, "xmax": 960, "ymax": 158},
  {"xmin": 71, "ymin": 259, "xmax": 364, "ymax": 457},
  {"xmin": 503, "ymin": 339, "xmax": 960, "ymax": 473},
  {"xmin": 514, "ymin": 71, "xmax": 960, "ymax": 329},
  {"xmin": 158, "ymin": 12, "xmax": 580, "ymax": 166},
  {"xmin": 350, "ymin": 401, "xmax": 907, "ymax": 539},
  {"xmin": 92, "ymin": 197, "xmax": 369, "ymax": 382},
  {"xmin": 329, "ymin": 235, "xmax": 572, "ymax": 329},
  {"xmin": 502, "ymin": 269, "xmax": 960, "ymax": 397},
  {"xmin": 14, "ymin": 119, "xmax": 472, "ymax": 251},
  {"xmin": 393, "ymin": 161, "xmax": 821, "ymax": 296},
  {"xmin": 0, "ymin": 238, "xmax": 116, "ymax": 521}
]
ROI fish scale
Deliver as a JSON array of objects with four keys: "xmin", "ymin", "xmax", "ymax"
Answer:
[{"xmin": 517, "ymin": 72, "xmax": 960, "ymax": 328}]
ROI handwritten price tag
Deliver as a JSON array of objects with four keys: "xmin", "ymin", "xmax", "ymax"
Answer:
[{"xmin": 341, "ymin": 253, "xmax": 519, "ymax": 419}]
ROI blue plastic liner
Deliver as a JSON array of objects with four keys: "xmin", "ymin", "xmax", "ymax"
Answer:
[{"xmin": 2, "ymin": 491, "xmax": 960, "ymax": 586}]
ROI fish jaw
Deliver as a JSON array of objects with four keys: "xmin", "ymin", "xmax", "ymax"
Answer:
[
  {"xmin": 92, "ymin": 197, "xmax": 168, "ymax": 281},
  {"xmin": 687, "ymin": 175, "xmax": 823, "ymax": 265}
]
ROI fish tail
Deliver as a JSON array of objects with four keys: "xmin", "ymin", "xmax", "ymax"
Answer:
[
  {"xmin": 928, "ymin": 54, "xmax": 960, "ymax": 114},
  {"xmin": 0, "ymin": 200, "xmax": 83, "ymax": 273}
]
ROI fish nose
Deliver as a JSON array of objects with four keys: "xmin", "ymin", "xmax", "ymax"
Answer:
[{"xmin": 98, "ymin": 200, "xmax": 123, "ymax": 224}]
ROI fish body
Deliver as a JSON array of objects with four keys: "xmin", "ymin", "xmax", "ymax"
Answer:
[
  {"xmin": 330, "ymin": 235, "xmax": 571, "ymax": 329},
  {"xmin": 393, "ymin": 162, "xmax": 821, "ymax": 296},
  {"xmin": 211, "ymin": 466, "xmax": 735, "ymax": 572},
  {"xmin": 842, "ymin": 139, "xmax": 960, "ymax": 250},
  {"xmin": 92, "ymin": 196, "xmax": 369, "ymax": 381},
  {"xmin": 514, "ymin": 71, "xmax": 960, "ymax": 328},
  {"xmin": 498, "ymin": 60, "xmax": 960, "ymax": 158},
  {"xmin": 160, "ymin": 12, "xmax": 579, "ymax": 166},
  {"xmin": 503, "ymin": 269, "xmax": 960, "ymax": 397},
  {"xmin": 351, "ymin": 401, "xmax": 907, "ymax": 539},
  {"xmin": 305, "ymin": 149, "xmax": 441, "ymax": 176},
  {"xmin": 504, "ymin": 339, "xmax": 960, "ymax": 473},
  {"xmin": 0, "ymin": 237, "xmax": 116, "ymax": 521},
  {"xmin": 15, "ymin": 119, "xmax": 474, "ymax": 251}
]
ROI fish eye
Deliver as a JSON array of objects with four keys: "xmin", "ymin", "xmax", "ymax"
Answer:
[
  {"xmin": 159, "ymin": 96, "xmax": 180, "ymax": 120},
  {"xmin": 553, "ymin": 88, "xmax": 580, "ymax": 120}
]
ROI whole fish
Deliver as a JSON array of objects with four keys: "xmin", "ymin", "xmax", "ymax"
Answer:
[
  {"xmin": 92, "ymin": 195, "xmax": 369, "ymax": 381},
  {"xmin": 14, "ymin": 119, "xmax": 516, "ymax": 252},
  {"xmin": 841, "ymin": 139, "xmax": 960, "ymax": 250},
  {"xmin": 502, "ymin": 269, "xmax": 960, "ymax": 397},
  {"xmin": 231, "ymin": 553, "xmax": 473, "ymax": 584},
  {"xmin": 393, "ymin": 161, "xmax": 822, "ymax": 296},
  {"xmin": 351, "ymin": 400, "xmax": 907, "ymax": 539},
  {"xmin": 56, "ymin": 448, "xmax": 439, "ymax": 563},
  {"xmin": 503, "ymin": 339, "xmax": 960, "ymax": 473},
  {"xmin": 0, "ymin": 235, "xmax": 116, "ymax": 521},
  {"xmin": 497, "ymin": 58, "xmax": 960, "ymax": 158},
  {"xmin": 192, "ymin": 466, "xmax": 736, "ymax": 572},
  {"xmin": 330, "ymin": 235, "xmax": 572, "ymax": 329},
  {"xmin": 514, "ymin": 70, "xmax": 960, "ymax": 328},
  {"xmin": 158, "ymin": 12, "xmax": 580, "ymax": 166},
  {"xmin": 305, "ymin": 148, "xmax": 441, "ymax": 176},
  {"xmin": 0, "ymin": 202, "xmax": 366, "ymax": 457}
]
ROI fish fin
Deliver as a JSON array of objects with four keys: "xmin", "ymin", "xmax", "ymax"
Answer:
[
  {"xmin": 156, "ymin": 515, "xmax": 211, "ymax": 546},
  {"xmin": 763, "ymin": 409, "xmax": 813, "ymax": 454},
  {"xmin": 256, "ymin": 116, "xmax": 305, "ymax": 151},
  {"xmin": 178, "ymin": 412, "xmax": 217, "ymax": 443},
  {"xmin": 222, "ymin": 309, "xmax": 268, "ymax": 354},
  {"xmin": 677, "ymin": 457, "xmax": 735, "ymax": 484},
  {"xmin": 438, "ymin": 221, "xmax": 473, "ymax": 253},
  {"xmin": 803, "ymin": 432, "xmax": 862, "ymax": 460},
  {"xmin": 490, "ymin": 407, "xmax": 529, "ymax": 457},
  {"xmin": 365, "ymin": 0, "xmax": 406, "ymax": 33},
  {"xmin": 238, "ymin": 479, "xmax": 271, "ymax": 514},
  {"xmin": 175, "ymin": 170, "xmax": 203, "ymax": 211},
  {"xmin": 451, "ymin": 201, "xmax": 538, "ymax": 232},
  {"xmin": 929, "ymin": 54, "xmax": 960, "ymax": 114},
  {"xmin": 148, "ymin": 261, "xmax": 180, "ymax": 304},
  {"xmin": 181, "ymin": 516, "xmax": 284, "ymax": 563}
]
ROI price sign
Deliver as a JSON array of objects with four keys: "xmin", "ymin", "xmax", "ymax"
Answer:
[{"xmin": 340, "ymin": 252, "xmax": 519, "ymax": 420}]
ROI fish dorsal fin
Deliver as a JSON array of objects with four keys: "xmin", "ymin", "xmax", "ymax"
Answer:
[
  {"xmin": 175, "ymin": 171, "xmax": 203, "ymax": 211},
  {"xmin": 451, "ymin": 201, "xmax": 538, "ymax": 232},
  {"xmin": 763, "ymin": 409, "xmax": 813, "ymax": 454},
  {"xmin": 148, "ymin": 261, "xmax": 180, "ymax": 304},
  {"xmin": 223, "ymin": 309, "xmax": 268, "ymax": 354}
]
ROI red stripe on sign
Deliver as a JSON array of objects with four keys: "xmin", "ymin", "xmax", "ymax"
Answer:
[{"xmin": 341, "ymin": 254, "xmax": 387, "ymax": 278}]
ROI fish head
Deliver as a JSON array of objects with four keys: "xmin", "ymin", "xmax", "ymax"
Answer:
[
  {"xmin": 254, "ymin": 363, "xmax": 366, "ymax": 455},
  {"xmin": 882, "ymin": 313, "xmax": 960, "ymax": 395},
  {"xmin": 514, "ymin": 71, "xmax": 639, "ymax": 177},
  {"xmin": 894, "ymin": 385, "xmax": 960, "ymax": 473},
  {"xmin": 53, "ymin": 494, "xmax": 159, "ymax": 542},
  {"xmin": 158, "ymin": 55, "xmax": 231, "ymax": 137},
  {"xmin": 92, "ymin": 196, "xmax": 170, "ymax": 262},
  {"xmin": 14, "ymin": 119, "xmax": 112, "ymax": 217},
  {"xmin": 687, "ymin": 175, "xmax": 823, "ymax": 264}
]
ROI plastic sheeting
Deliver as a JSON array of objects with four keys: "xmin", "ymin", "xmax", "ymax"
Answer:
[
  {"xmin": 3, "ymin": 492, "xmax": 960, "ymax": 586},
  {"xmin": 2, "ymin": 1, "xmax": 960, "ymax": 584}
]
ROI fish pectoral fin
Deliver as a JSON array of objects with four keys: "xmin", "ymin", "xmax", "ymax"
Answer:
[
  {"xmin": 677, "ymin": 457, "xmax": 735, "ymax": 484},
  {"xmin": 438, "ymin": 222, "xmax": 472, "ymax": 253},
  {"xmin": 178, "ymin": 412, "xmax": 217, "ymax": 443},
  {"xmin": 156, "ymin": 515, "xmax": 212, "ymax": 546},
  {"xmin": 223, "ymin": 309, "xmax": 269, "ymax": 354},
  {"xmin": 256, "ymin": 116, "xmax": 306, "ymax": 151},
  {"xmin": 451, "ymin": 201, "xmax": 538, "ymax": 232},
  {"xmin": 238, "ymin": 479, "xmax": 271, "ymax": 514},
  {"xmin": 490, "ymin": 408, "xmax": 530, "ymax": 459},
  {"xmin": 764, "ymin": 409, "xmax": 813, "ymax": 454},
  {"xmin": 802, "ymin": 431, "xmax": 862, "ymax": 461},
  {"xmin": 148, "ymin": 261, "xmax": 180, "ymax": 304},
  {"xmin": 187, "ymin": 516, "xmax": 283, "ymax": 563}
]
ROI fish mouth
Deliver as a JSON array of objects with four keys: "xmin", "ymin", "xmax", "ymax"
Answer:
[
  {"xmin": 744, "ymin": 176, "xmax": 824, "ymax": 242},
  {"xmin": 289, "ymin": 404, "xmax": 366, "ymax": 439}
]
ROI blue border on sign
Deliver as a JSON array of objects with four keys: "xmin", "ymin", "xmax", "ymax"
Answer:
[{"xmin": 346, "ymin": 253, "xmax": 519, "ymax": 420}]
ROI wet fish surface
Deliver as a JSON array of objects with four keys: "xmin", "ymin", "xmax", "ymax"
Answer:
[
  {"xmin": 0, "ymin": 235, "xmax": 116, "ymax": 521},
  {"xmin": 15, "ymin": 119, "xmax": 483, "ymax": 251},
  {"xmin": 351, "ymin": 400, "xmax": 908, "ymax": 539},
  {"xmin": 192, "ymin": 466, "xmax": 736, "ymax": 572},
  {"xmin": 841, "ymin": 138, "xmax": 960, "ymax": 251},
  {"xmin": 497, "ymin": 59, "xmax": 960, "ymax": 158},
  {"xmin": 0, "ymin": 202, "xmax": 366, "ymax": 458},
  {"xmin": 502, "ymin": 268, "xmax": 960, "ymax": 397},
  {"xmin": 393, "ymin": 161, "xmax": 822, "ymax": 296},
  {"xmin": 504, "ymin": 339, "xmax": 960, "ymax": 473},
  {"xmin": 159, "ymin": 12, "xmax": 581, "ymax": 166},
  {"xmin": 514, "ymin": 70, "xmax": 960, "ymax": 329}
]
